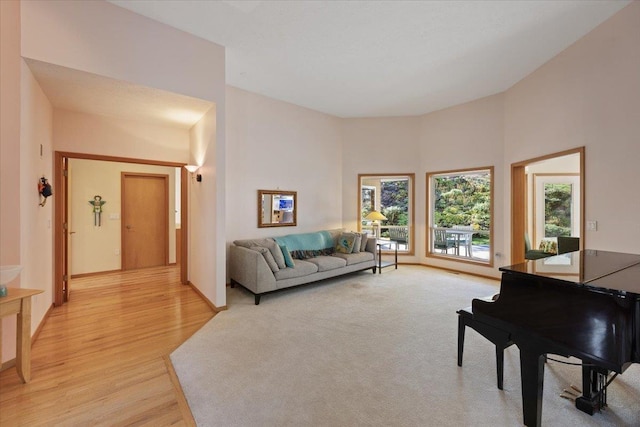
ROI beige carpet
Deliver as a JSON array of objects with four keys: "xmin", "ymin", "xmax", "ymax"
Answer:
[{"xmin": 170, "ymin": 266, "xmax": 640, "ymax": 426}]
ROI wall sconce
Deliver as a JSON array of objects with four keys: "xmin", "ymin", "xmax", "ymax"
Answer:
[{"xmin": 185, "ymin": 165, "xmax": 202, "ymax": 182}]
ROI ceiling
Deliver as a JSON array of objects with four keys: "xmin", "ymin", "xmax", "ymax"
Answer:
[
  {"xmin": 29, "ymin": 1, "xmax": 630, "ymax": 127},
  {"xmin": 107, "ymin": 0, "xmax": 629, "ymax": 118},
  {"xmin": 26, "ymin": 59, "xmax": 213, "ymax": 129}
]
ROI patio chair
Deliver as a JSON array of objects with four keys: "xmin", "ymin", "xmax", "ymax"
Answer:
[
  {"xmin": 524, "ymin": 233, "xmax": 554, "ymax": 260},
  {"xmin": 557, "ymin": 236, "xmax": 580, "ymax": 254},
  {"xmin": 434, "ymin": 228, "xmax": 456, "ymax": 254},
  {"xmin": 388, "ymin": 227, "xmax": 408, "ymax": 244}
]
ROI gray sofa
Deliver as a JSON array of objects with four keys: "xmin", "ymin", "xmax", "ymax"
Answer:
[{"xmin": 230, "ymin": 229, "xmax": 377, "ymax": 304}]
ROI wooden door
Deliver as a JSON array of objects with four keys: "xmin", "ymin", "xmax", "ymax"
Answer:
[{"xmin": 122, "ymin": 173, "xmax": 169, "ymax": 270}]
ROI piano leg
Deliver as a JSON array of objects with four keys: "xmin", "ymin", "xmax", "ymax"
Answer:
[
  {"xmin": 576, "ymin": 365, "xmax": 609, "ymax": 415},
  {"xmin": 519, "ymin": 350, "xmax": 546, "ymax": 427}
]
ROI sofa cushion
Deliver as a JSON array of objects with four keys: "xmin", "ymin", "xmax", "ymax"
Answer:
[
  {"xmin": 332, "ymin": 251, "xmax": 374, "ymax": 266},
  {"xmin": 249, "ymin": 246, "xmax": 279, "ymax": 273},
  {"xmin": 234, "ymin": 238, "xmax": 286, "ymax": 269},
  {"xmin": 306, "ymin": 256, "xmax": 347, "ymax": 272},
  {"xmin": 274, "ymin": 260, "xmax": 318, "ymax": 280},
  {"xmin": 335, "ymin": 232, "xmax": 357, "ymax": 254}
]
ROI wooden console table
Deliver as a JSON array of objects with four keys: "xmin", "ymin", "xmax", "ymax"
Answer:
[{"xmin": 0, "ymin": 288, "xmax": 43, "ymax": 383}]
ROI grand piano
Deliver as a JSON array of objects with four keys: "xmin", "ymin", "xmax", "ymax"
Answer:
[{"xmin": 472, "ymin": 250, "xmax": 640, "ymax": 427}]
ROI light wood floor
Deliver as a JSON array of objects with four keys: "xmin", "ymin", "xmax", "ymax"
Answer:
[{"xmin": 0, "ymin": 266, "xmax": 216, "ymax": 426}]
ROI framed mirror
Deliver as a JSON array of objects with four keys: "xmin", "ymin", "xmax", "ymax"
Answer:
[{"xmin": 258, "ymin": 190, "xmax": 297, "ymax": 228}]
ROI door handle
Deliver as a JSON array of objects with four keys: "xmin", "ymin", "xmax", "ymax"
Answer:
[{"xmin": 126, "ymin": 225, "xmax": 133, "ymax": 230}]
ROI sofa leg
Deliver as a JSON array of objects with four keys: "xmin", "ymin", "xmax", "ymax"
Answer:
[
  {"xmin": 255, "ymin": 294, "xmax": 261, "ymax": 305},
  {"xmin": 372, "ymin": 266, "xmax": 377, "ymax": 274},
  {"xmin": 230, "ymin": 279, "xmax": 235, "ymax": 288}
]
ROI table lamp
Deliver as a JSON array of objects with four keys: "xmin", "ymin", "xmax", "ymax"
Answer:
[{"xmin": 365, "ymin": 210, "xmax": 387, "ymax": 239}]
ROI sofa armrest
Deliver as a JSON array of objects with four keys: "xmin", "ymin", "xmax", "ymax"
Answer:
[
  {"xmin": 230, "ymin": 245, "xmax": 278, "ymax": 294},
  {"xmin": 364, "ymin": 237, "xmax": 378, "ymax": 263}
]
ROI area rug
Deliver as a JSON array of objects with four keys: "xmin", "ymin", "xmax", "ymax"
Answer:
[{"xmin": 170, "ymin": 265, "xmax": 640, "ymax": 426}]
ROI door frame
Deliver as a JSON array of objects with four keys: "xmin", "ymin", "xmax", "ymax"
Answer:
[
  {"xmin": 54, "ymin": 151, "xmax": 189, "ymax": 306},
  {"xmin": 121, "ymin": 172, "xmax": 170, "ymax": 270},
  {"xmin": 510, "ymin": 147, "xmax": 585, "ymax": 264}
]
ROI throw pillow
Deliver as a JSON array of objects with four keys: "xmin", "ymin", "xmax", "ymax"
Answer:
[
  {"xmin": 264, "ymin": 239, "xmax": 287, "ymax": 269},
  {"xmin": 360, "ymin": 233, "xmax": 369, "ymax": 252},
  {"xmin": 539, "ymin": 240, "xmax": 558, "ymax": 254},
  {"xmin": 249, "ymin": 246, "xmax": 280, "ymax": 273},
  {"xmin": 280, "ymin": 244, "xmax": 295, "ymax": 268},
  {"xmin": 335, "ymin": 232, "xmax": 357, "ymax": 254},
  {"xmin": 352, "ymin": 232, "xmax": 362, "ymax": 253}
]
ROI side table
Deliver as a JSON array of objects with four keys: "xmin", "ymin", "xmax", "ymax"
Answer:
[
  {"xmin": 0, "ymin": 287, "xmax": 43, "ymax": 383},
  {"xmin": 376, "ymin": 240, "xmax": 398, "ymax": 274}
]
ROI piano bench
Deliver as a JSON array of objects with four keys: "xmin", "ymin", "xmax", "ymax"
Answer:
[{"xmin": 457, "ymin": 304, "xmax": 514, "ymax": 390}]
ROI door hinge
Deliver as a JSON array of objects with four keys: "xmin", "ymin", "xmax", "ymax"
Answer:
[
  {"xmin": 63, "ymin": 274, "xmax": 68, "ymax": 281},
  {"xmin": 63, "ymin": 169, "xmax": 68, "ymax": 177},
  {"xmin": 63, "ymin": 222, "xmax": 68, "ymax": 230}
]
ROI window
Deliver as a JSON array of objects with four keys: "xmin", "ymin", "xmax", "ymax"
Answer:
[
  {"xmin": 358, "ymin": 174, "xmax": 414, "ymax": 254},
  {"xmin": 532, "ymin": 174, "xmax": 580, "ymax": 247},
  {"xmin": 427, "ymin": 167, "xmax": 493, "ymax": 264}
]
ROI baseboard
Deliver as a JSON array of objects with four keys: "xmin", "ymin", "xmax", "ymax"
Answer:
[
  {"xmin": 186, "ymin": 281, "xmax": 227, "ymax": 312},
  {"xmin": 415, "ymin": 262, "xmax": 500, "ymax": 282},
  {"xmin": 71, "ymin": 269, "xmax": 120, "ymax": 279},
  {"xmin": 163, "ymin": 354, "xmax": 196, "ymax": 427}
]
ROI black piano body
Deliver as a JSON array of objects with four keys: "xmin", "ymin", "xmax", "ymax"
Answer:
[{"xmin": 472, "ymin": 250, "xmax": 640, "ymax": 427}]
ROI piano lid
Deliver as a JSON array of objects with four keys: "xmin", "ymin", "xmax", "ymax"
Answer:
[{"xmin": 500, "ymin": 250, "xmax": 640, "ymax": 294}]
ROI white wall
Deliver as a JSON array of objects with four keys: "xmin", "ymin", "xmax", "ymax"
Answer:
[
  {"xmin": 504, "ymin": 1, "xmax": 640, "ymax": 255},
  {"xmin": 0, "ymin": 0, "xmax": 23, "ymax": 363},
  {"xmin": 54, "ymin": 109, "xmax": 190, "ymax": 162},
  {"xmin": 22, "ymin": 0, "xmax": 227, "ymax": 309},
  {"xmin": 340, "ymin": 97, "xmax": 504, "ymax": 277},
  {"xmin": 419, "ymin": 94, "xmax": 505, "ymax": 276},
  {"xmin": 1, "ymin": 60, "xmax": 55, "ymax": 363},
  {"xmin": 69, "ymin": 159, "xmax": 178, "ymax": 275},
  {"xmin": 226, "ymin": 86, "xmax": 344, "ymax": 244}
]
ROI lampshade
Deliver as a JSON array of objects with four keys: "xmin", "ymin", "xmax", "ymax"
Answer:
[
  {"xmin": 184, "ymin": 165, "xmax": 199, "ymax": 173},
  {"xmin": 365, "ymin": 210, "xmax": 387, "ymax": 221}
]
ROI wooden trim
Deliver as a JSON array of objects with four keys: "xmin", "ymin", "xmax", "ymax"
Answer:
[
  {"xmin": 54, "ymin": 152, "xmax": 65, "ymax": 306},
  {"xmin": 511, "ymin": 147, "xmax": 584, "ymax": 168},
  {"xmin": 416, "ymin": 262, "xmax": 500, "ymax": 282},
  {"xmin": 31, "ymin": 303, "xmax": 54, "ymax": 344},
  {"xmin": 181, "ymin": 167, "xmax": 188, "ymax": 285},
  {"xmin": 54, "ymin": 151, "xmax": 189, "ymax": 304},
  {"xmin": 55, "ymin": 151, "xmax": 184, "ymax": 168},
  {"xmin": 510, "ymin": 147, "xmax": 585, "ymax": 263},
  {"xmin": 187, "ymin": 281, "xmax": 226, "ymax": 312},
  {"xmin": 163, "ymin": 355, "xmax": 197, "ymax": 427},
  {"xmin": 511, "ymin": 165, "xmax": 526, "ymax": 264},
  {"xmin": 71, "ymin": 269, "xmax": 121, "ymax": 279},
  {"xmin": 356, "ymin": 173, "xmax": 415, "ymax": 256},
  {"xmin": 425, "ymin": 166, "xmax": 494, "ymax": 267}
]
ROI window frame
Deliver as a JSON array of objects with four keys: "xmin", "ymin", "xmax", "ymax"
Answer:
[
  {"xmin": 357, "ymin": 173, "xmax": 415, "ymax": 255},
  {"xmin": 426, "ymin": 166, "xmax": 494, "ymax": 266}
]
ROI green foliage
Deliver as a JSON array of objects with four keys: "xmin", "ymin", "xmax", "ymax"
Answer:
[
  {"xmin": 381, "ymin": 206, "xmax": 407, "ymax": 225},
  {"xmin": 433, "ymin": 173, "xmax": 491, "ymax": 231},
  {"xmin": 544, "ymin": 183, "xmax": 572, "ymax": 237}
]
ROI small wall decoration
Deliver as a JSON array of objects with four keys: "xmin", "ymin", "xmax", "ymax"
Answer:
[
  {"xmin": 38, "ymin": 176, "xmax": 52, "ymax": 206},
  {"xmin": 89, "ymin": 195, "xmax": 106, "ymax": 226}
]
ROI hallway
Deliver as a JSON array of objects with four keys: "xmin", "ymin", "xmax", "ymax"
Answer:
[{"xmin": 0, "ymin": 266, "xmax": 215, "ymax": 426}]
